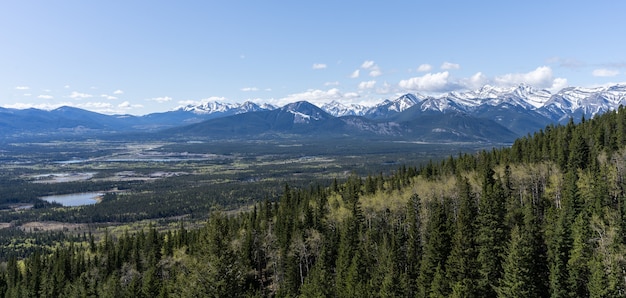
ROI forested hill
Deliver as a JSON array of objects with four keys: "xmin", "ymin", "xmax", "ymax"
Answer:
[{"xmin": 2, "ymin": 108, "xmax": 626, "ymax": 297}]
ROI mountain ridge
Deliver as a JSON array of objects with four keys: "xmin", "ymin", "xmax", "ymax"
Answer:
[{"xmin": 2, "ymin": 83, "xmax": 626, "ymax": 143}]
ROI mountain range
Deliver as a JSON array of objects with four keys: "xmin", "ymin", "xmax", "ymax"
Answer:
[{"xmin": 2, "ymin": 83, "xmax": 625, "ymax": 143}]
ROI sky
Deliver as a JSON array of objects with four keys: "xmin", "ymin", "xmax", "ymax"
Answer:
[{"xmin": 1, "ymin": 1, "xmax": 626, "ymax": 115}]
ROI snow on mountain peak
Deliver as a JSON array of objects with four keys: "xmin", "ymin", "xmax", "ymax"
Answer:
[
  {"xmin": 282, "ymin": 101, "xmax": 330, "ymax": 124},
  {"xmin": 178, "ymin": 100, "xmax": 271, "ymax": 115},
  {"xmin": 174, "ymin": 83, "xmax": 626, "ymax": 122},
  {"xmin": 510, "ymin": 83, "xmax": 551, "ymax": 109},
  {"xmin": 321, "ymin": 100, "xmax": 368, "ymax": 117}
]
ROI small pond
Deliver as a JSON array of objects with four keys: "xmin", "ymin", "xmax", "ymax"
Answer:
[{"xmin": 40, "ymin": 192, "xmax": 103, "ymax": 207}]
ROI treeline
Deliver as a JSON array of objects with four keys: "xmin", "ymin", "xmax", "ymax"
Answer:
[
  {"xmin": 0, "ymin": 175, "xmax": 324, "ymax": 224},
  {"xmin": 2, "ymin": 107, "xmax": 626, "ymax": 297}
]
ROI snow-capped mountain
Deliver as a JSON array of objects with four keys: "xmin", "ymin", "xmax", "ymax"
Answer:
[
  {"xmin": 178, "ymin": 100, "xmax": 274, "ymax": 115},
  {"xmin": 4, "ymin": 83, "xmax": 626, "ymax": 143},
  {"xmin": 280, "ymin": 101, "xmax": 331, "ymax": 124},
  {"xmin": 538, "ymin": 85, "xmax": 626, "ymax": 122},
  {"xmin": 363, "ymin": 93, "xmax": 425, "ymax": 119},
  {"xmin": 171, "ymin": 83, "xmax": 626, "ymax": 123},
  {"xmin": 321, "ymin": 101, "xmax": 369, "ymax": 117},
  {"xmin": 415, "ymin": 83, "xmax": 552, "ymax": 113}
]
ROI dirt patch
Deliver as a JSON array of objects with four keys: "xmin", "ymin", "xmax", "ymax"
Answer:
[{"xmin": 18, "ymin": 221, "xmax": 88, "ymax": 232}]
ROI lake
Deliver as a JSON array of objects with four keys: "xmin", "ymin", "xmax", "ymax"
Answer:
[{"xmin": 40, "ymin": 192, "xmax": 103, "ymax": 207}]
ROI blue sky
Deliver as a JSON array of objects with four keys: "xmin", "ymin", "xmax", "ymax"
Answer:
[{"xmin": 1, "ymin": 1, "xmax": 625, "ymax": 115}]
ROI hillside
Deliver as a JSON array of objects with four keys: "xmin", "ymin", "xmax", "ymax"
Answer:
[{"xmin": 2, "ymin": 106, "xmax": 625, "ymax": 296}]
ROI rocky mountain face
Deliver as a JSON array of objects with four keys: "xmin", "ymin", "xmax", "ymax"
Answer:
[{"xmin": 336, "ymin": 83, "xmax": 625, "ymax": 123}]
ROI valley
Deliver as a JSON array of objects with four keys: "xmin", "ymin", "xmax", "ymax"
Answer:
[{"xmin": 0, "ymin": 138, "xmax": 492, "ymax": 237}]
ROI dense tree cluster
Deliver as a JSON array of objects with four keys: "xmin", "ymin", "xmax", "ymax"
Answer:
[{"xmin": 2, "ymin": 107, "xmax": 626, "ymax": 297}]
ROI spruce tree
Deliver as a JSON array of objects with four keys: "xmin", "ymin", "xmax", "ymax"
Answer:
[
  {"xmin": 406, "ymin": 193, "xmax": 423, "ymax": 297},
  {"xmin": 476, "ymin": 168, "xmax": 507, "ymax": 297},
  {"xmin": 498, "ymin": 203, "xmax": 547, "ymax": 297},
  {"xmin": 565, "ymin": 210, "xmax": 591, "ymax": 298},
  {"xmin": 417, "ymin": 198, "xmax": 452, "ymax": 298},
  {"xmin": 497, "ymin": 225, "xmax": 531, "ymax": 297},
  {"xmin": 446, "ymin": 177, "xmax": 479, "ymax": 297}
]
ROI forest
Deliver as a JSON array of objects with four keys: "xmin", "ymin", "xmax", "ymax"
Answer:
[{"xmin": 1, "ymin": 106, "xmax": 626, "ymax": 297}]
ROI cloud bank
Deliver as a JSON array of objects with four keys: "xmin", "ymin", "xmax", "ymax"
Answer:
[{"xmin": 399, "ymin": 66, "xmax": 568, "ymax": 94}]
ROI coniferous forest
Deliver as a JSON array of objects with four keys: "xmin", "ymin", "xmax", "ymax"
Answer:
[{"xmin": 2, "ymin": 107, "xmax": 626, "ymax": 297}]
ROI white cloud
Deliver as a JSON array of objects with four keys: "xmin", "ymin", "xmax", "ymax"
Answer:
[
  {"xmin": 241, "ymin": 87, "xmax": 259, "ymax": 92},
  {"xmin": 550, "ymin": 78, "xmax": 569, "ymax": 92},
  {"xmin": 265, "ymin": 88, "xmax": 272, "ymax": 91},
  {"xmin": 417, "ymin": 64, "xmax": 432, "ymax": 72},
  {"xmin": 312, "ymin": 63, "xmax": 327, "ymax": 70},
  {"xmin": 69, "ymin": 91, "xmax": 93, "ymax": 99},
  {"xmin": 398, "ymin": 71, "xmax": 451, "ymax": 92},
  {"xmin": 324, "ymin": 81, "xmax": 340, "ymax": 86},
  {"xmin": 118, "ymin": 101, "xmax": 131, "ymax": 108},
  {"xmin": 147, "ymin": 96, "xmax": 172, "ymax": 103},
  {"xmin": 369, "ymin": 69, "xmax": 382, "ymax": 77},
  {"xmin": 493, "ymin": 66, "xmax": 568, "ymax": 92},
  {"xmin": 441, "ymin": 62, "xmax": 460, "ymax": 70},
  {"xmin": 113, "ymin": 89, "xmax": 124, "ymax": 95},
  {"xmin": 64, "ymin": 85, "xmax": 70, "ymax": 89},
  {"xmin": 3, "ymin": 101, "xmax": 142, "ymax": 115},
  {"xmin": 494, "ymin": 66, "xmax": 553, "ymax": 88},
  {"xmin": 350, "ymin": 69, "xmax": 360, "ymax": 78},
  {"xmin": 80, "ymin": 102, "xmax": 113, "ymax": 109},
  {"xmin": 344, "ymin": 92, "xmax": 360, "ymax": 99},
  {"xmin": 358, "ymin": 80, "xmax": 376, "ymax": 89},
  {"xmin": 275, "ymin": 88, "xmax": 358, "ymax": 106},
  {"xmin": 15, "ymin": 86, "xmax": 29, "ymax": 90},
  {"xmin": 394, "ymin": 65, "xmax": 570, "ymax": 95},
  {"xmin": 37, "ymin": 95, "xmax": 54, "ymax": 99},
  {"xmin": 361, "ymin": 60, "xmax": 375, "ymax": 69},
  {"xmin": 178, "ymin": 96, "xmax": 228, "ymax": 106},
  {"xmin": 592, "ymin": 68, "xmax": 620, "ymax": 77},
  {"xmin": 5, "ymin": 102, "xmax": 63, "ymax": 110},
  {"xmin": 360, "ymin": 60, "xmax": 381, "ymax": 77},
  {"xmin": 118, "ymin": 101, "xmax": 142, "ymax": 110},
  {"xmin": 462, "ymin": 72, "xmax": 490, "ymax": 89},
  {"xmin": 77, "ymin": 101, "xmax": 142, "ymax": 114},
  {"xmin": 101, "ymin": 94, "xmax": 118, "ymax": 100},
  {"xmin": 376, "ymin": 81, "xmax": 393, "ymax": 94}
]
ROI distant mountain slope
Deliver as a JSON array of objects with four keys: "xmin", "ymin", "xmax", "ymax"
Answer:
[
  {"xmin": 363, "ymin": 93, "xmax": 424, "ymax": 119},
  {"xmin": 0, "ymin": 102, "xmax": 276, "ymax": 138},
  {"xmin": 321, "ymin": 101, "xmax": 369, "ymax": 117},
  {"xmin": 2, "ymin": 83, "xmax": 626, "ymax": 142},
  {"xmin": 165, "ymin": 101, "xmax": 349, "ymax": 137},
  {"xmin": 164, "ymin": 101, "xmax": 517, "ymax": 143}
]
